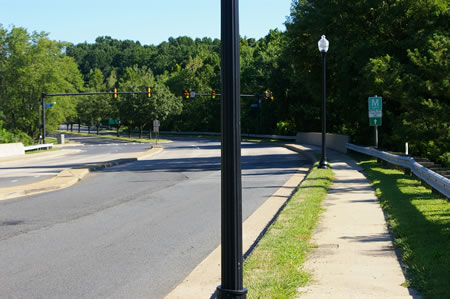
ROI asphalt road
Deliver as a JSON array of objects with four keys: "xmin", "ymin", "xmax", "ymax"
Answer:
[
  {"xmin": 0, "ymin": 134, "xmax": 153, "ymax": 188},
  {"xmin": 0, "ymin": 138, "xmax": 307, "ymax": 298}
]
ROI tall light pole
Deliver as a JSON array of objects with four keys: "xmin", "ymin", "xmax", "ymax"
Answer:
[
  {"xmin": 318, "ymin": 35, "xmax": 329, "ymax": 169},
  {"xmin": 216, "ymin": 0, "xmax": 247, "ymax": 298}
]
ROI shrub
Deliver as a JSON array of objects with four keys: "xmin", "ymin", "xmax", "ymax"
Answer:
[{"xmin": 0, "ymin": 121, "xmax": 34, "ymax": 145}]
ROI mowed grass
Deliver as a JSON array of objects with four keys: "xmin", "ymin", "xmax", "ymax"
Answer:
[
  {"xmin": 353, "ymin": 154, "xmax": 449, "ymax": 299},
  {"xmin": 243, "ymin": 164, "xmax": 334, "ymax": 298}
]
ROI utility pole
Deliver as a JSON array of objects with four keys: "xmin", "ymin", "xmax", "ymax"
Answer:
[{"xmin": 41, "ymin": 93, "xmax": 46, "ymax": 144}]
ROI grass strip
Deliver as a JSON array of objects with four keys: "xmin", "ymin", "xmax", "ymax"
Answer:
[
  {"xmin": 243, "ymin": 164, "xmax": 334, "ymax": 298},
  {"xmin": 57, "ymin": 130, "xmax": 171, "ymax": 143},
  {"xmin": 352, "ymin": 153, "xmax": 449, "ymax": 299}
]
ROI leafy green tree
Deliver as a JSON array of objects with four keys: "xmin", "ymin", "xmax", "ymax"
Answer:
[
  {"xmin": 0, "ymin": 26, "xmax": 83, "ymax": 141},
  {"xmin": 59, "ymin": 0, "xmax": 448, "ymax": 166},
  {"xmin": 164, "ymin": 52, "xmax": 220, "ymax": 132},
  {"xmin": 119, "ymin": 66, "xmax": 181, "ymax": 138},
  {"xmin": 284, "ymin": 0, "xmax": 449, "ymax": 163},
  {"xmin": 76, "ymin": 95, "xmax": 95, "ymax": 134},
  {"xmin": 241, "ymin": 31, "xmax": 285, "ymax": 134},
  {"xmin": 74, "ymin": 69, "xmax": 114, "ymax": 135},
  {"xmin": 366, "ymin": 33, "xmax": 449, "ymax": 163}
]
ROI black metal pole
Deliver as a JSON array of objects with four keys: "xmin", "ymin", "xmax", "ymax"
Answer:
[
  {"xmin": 41, "ymin": 93, "xmax": 46, "ymax": 144},
  {"xmin": 217, "ymin": 0, "xmax": 247, "ymax": 298},
  {"xmin": 258, "ymin": 98, "xmax": 262, "ymax": 134},
  {"xmin": 319, "ymin": 52, "xmax": 328, "ymax": 169}
]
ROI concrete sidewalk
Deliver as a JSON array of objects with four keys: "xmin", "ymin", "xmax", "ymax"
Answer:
[{"xmin": 296, "ymin": 149, "xmax": 421, "ymax": 298}]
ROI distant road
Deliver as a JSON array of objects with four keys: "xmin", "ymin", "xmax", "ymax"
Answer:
[
  {"xmin": 0, "ymin": 138, "xmax": 307, "ymax": 298},
  {"xmin": 0, "ymin": 134, "xmax": 153, "ymax": 188}
]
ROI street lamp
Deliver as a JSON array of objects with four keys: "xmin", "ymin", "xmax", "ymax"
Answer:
[
  {"xmin": 216, "ymin": 0, "xmax": 247, "ymax": 298},
  {"xmin": 318, "ymin": 35, "xmax": 329, "ymax": 169}
]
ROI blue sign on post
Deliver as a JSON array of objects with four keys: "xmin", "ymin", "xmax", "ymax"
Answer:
[{"xmin": 44, "ymin": 104, "xmax": 54, "ymax": 108}]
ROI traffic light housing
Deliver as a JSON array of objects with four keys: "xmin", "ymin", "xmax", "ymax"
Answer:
[
  {"xmin": 263, "ymin": 90, "xmax": 274, "ymax": 100},
  {"xmin": 183, "ymin": 89, "xmax": 190, "ymax": 99},
  {"xmin": 211, "ymin": 89, "xmax": 216, "ymax": 99},
  {"xmin": 113, "ymin": 88, "xmax": 118, "ymax": 99},
  {"xmin": 146, "ymin": 87, "xmax": 152, "ymax": 98}
]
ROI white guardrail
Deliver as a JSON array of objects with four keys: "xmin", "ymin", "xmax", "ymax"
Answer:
[
  {"xmin": 347, "ymin": 143, "xmax": 450, "ymax": 198},
  {"xmin": 24, "ymin": 143, "xmax": 53, "ymax": 152}
]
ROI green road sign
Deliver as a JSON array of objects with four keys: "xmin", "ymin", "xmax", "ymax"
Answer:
[
  {"xmin": 368, "ymin": 97, "xmax": 382, "ymax": 111},
  {"xmin": 108, "ymin": 118, "xmax": 119, "ymax": 125},
  {"xmin": 368, "ymin": 96, "xmax": 382, "ymax": 126},
  {"xmin": 370, "ymin": 117, "xmax": 382, "ymax": 126}
]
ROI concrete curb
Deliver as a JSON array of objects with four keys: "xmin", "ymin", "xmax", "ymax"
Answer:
[
  {"xmin": 284, "ymin": 143, "xmax": 318, "ymax": 163},
  {"xmin": 0, "ymin": 146, "xmax": 164, "ymax": 201},
  {"xmin": 165, "ymin": 145, "xmax": 315, "ymax": 298}
]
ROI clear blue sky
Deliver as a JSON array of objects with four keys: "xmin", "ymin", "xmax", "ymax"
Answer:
[{"xmin": 0, "ymin": 0, "xmax": 292, "ymax": 45}]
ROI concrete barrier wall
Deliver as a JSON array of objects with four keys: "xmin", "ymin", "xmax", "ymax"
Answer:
[
  {"xmin": 0, "ymin": 143, "xmax": 25, "ymax": 157},
  {"xmin": 296, "ymin": 132, "xmax": 349, "ymax": 153}
]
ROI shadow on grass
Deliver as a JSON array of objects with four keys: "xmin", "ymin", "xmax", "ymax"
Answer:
[{"xmin": 354, "ymin": 156, "xmax": 449, "ymax": 299}]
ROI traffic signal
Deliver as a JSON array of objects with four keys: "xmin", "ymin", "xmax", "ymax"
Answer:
[
  {"xmin": 113, "ymin": 88, "xmax": 118, "ymax": 99},
  {"xmin": 183, "ymin": 89, "xmax": 190, "ymax": 99},
  {"xmin": 146, "ymin": 87, "xmax": 152, "ymax": 98},
  {"xmin": 264, "ymin": 90, "xmax": 269, "ymax": 100},
  {"xmin": 211, "ymin": 89, "xmax": 216, "ymax": 99},
  {"xmin": 269, "ymin": 91, "xmax": 274, "ymax": 100}
]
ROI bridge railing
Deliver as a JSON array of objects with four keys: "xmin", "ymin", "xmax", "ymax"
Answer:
[{"xmin": 347, "ymin": 143, "xmax": 449, "ymax": 198}]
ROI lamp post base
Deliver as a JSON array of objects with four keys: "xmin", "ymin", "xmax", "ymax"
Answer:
[
  {"xmin": 318, "ymin": 160, "xmax": 328, "ymax": 169},
  {"xmin": 216, "ymin": 286, "xmax": 248, "ymax": 298}
]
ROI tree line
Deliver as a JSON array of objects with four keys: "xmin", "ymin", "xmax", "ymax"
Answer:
[{"xmin": 0, "ymin": 0, "xmax": 448, "ymax": 165}]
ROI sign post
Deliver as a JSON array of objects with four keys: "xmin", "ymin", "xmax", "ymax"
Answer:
[
  {"xmin": 153, "ymin": 120, "xmax": 160, "ymax": 145},
  {"xmin": 368, "ymin": 96, "xmax": 382, "ymax": 148}
]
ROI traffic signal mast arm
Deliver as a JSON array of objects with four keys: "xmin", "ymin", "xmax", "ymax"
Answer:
[
  {"xmin": 181, "ymin": 92, "xmax": 271, "ymax": 98},
  {"xmin": 43, "ymin": 91, "xmax": 150, "ymax": 97}
]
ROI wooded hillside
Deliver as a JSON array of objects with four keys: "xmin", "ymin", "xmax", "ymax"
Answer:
[{"xmin": 0, "ymin": 0, "xmax": 448, "ymax": 165}]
